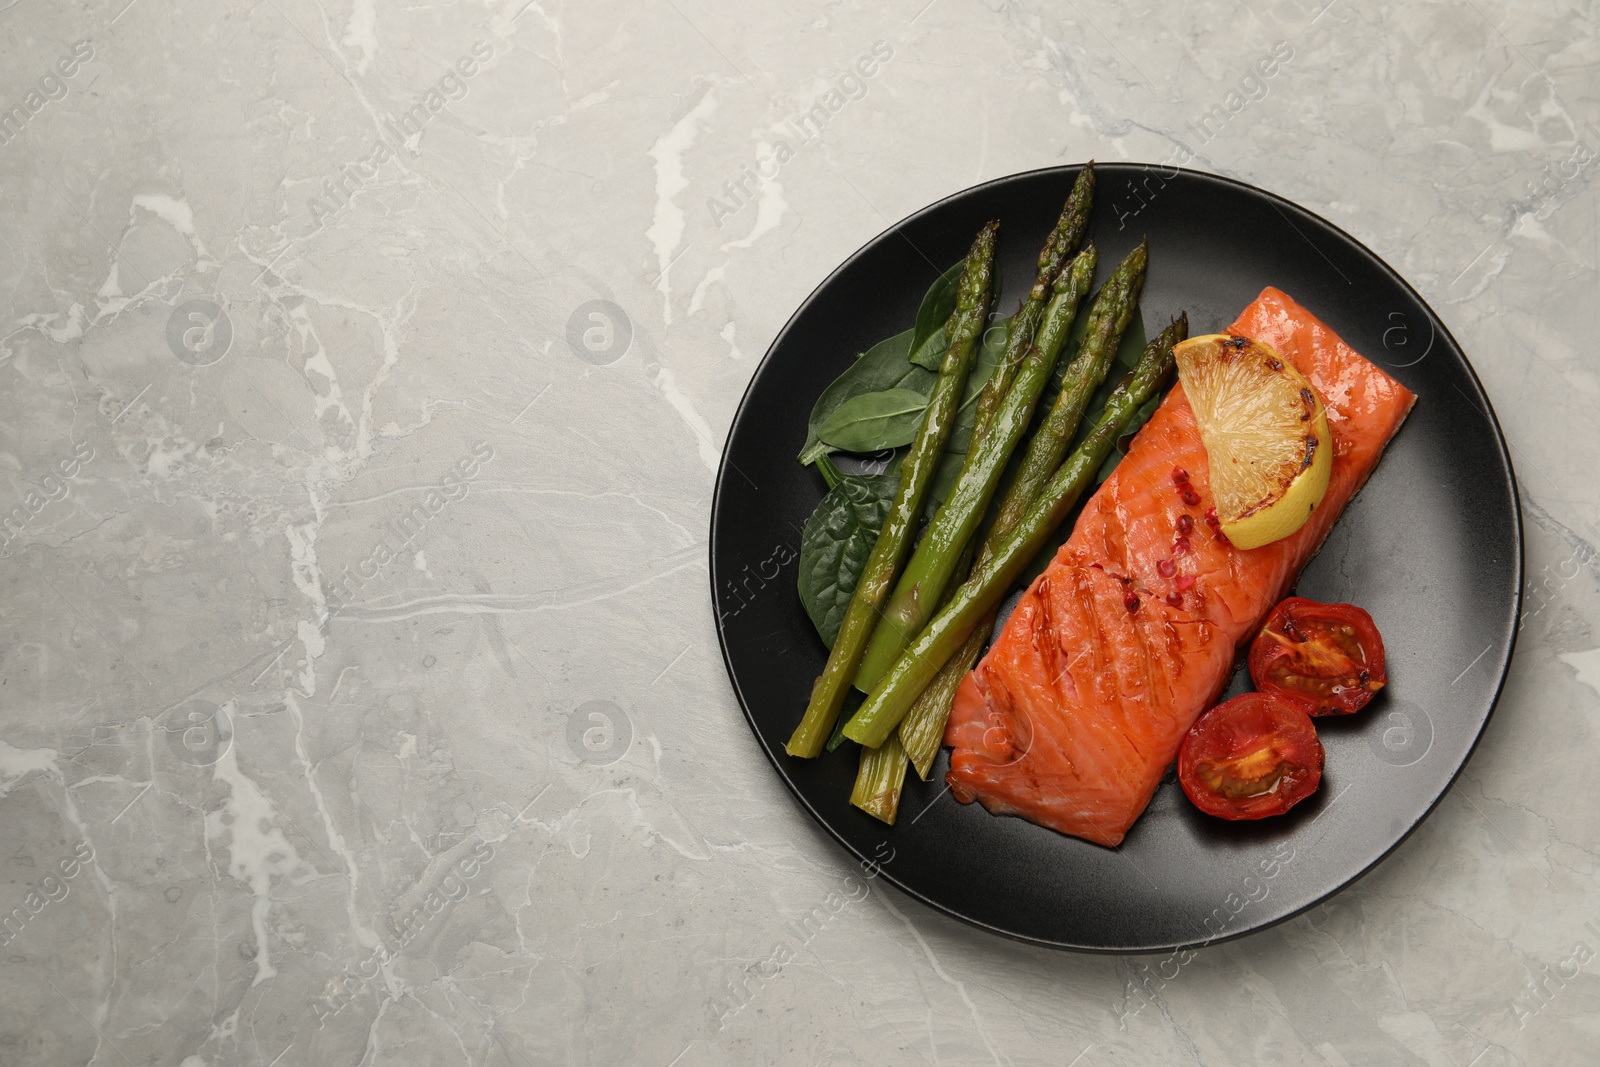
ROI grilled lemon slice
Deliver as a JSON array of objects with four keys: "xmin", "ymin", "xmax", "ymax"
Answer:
[{"xmin": 1172, "ymin": 333, "xmax": 1332, "ymax": 551}]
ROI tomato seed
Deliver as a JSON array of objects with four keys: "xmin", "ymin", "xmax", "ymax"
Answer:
[
  {"xmin": 1165, "ymin": 592, "xmax": 1183, "ymax": 607},
  {"xmin": 1123, "ymin": 592, "xmax": 1140, "ymax": 612},
  {"xmin": 1177, "ymin": 514, "xmax": 1194, "ymax": 534},
  {"xmin": 1156, "ymin": 559, "xmax": 1176, "ymax": 577},
  {"xmin": 1173, "ymin": 536, "xmax": 1191, "ymax": 556},
  {"xmin": 1181, "ymin": 489, "xmax": 1201, "ymax": 506},
  {"xmin": 1175, "ymin": 574, "xmax": 1196, "ymax": 591},
  {"xmin": 1171, "ymin": 467, "xmax": 1189, "ymax": 484}
]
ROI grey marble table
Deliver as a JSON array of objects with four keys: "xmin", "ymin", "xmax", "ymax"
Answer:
[{"xmin": 1, "ymin": 0, "xmax": 1596, "ymax": 1064}]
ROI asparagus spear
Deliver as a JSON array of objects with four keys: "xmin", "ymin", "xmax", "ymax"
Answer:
[
  {"xmin": 996, "ymin": 239, "xmax": 1147, "ymax": 543},
  {"xmin": 851, "ymin": 200, "xmax": 1101, "ymax": 695},
  {"xmin": 850, "ymin": 524, "xmax": 982, "ymax": 819},
  {"xmin": 785, "ymin": 222, "xmax": 999, "ymax": 758},
  {"xmin": 963, "ymin": 163, "xmax": 1095, "ymax": 442},
  {"xmin": 842, "ymin": 314, "xmax": 1185, "ymax": 749},
  {"xmin": 898, "ymin": 632, "xmax": 973, "ymax": 778},
  {"xmin": 902, "ymin": 313, "xmax": 1190, "ymax": 780},
  {"xmin": 851, "ymin": 731, "xmax": 909, "ymax": 824}
]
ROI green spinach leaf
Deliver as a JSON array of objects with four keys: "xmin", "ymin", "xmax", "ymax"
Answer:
[
  {"xmin": 907, "ymin": 259, "xmax": 965, "ymax": 370},
  {"xmin": 798, "ymin": 469, "xmax": 899, "ymax": 647},
  {"xmin": 816, "ymin": 388, "xmax": 929, "ymax": 453},
  {"xmin": 798, "ymin": 328, "xmax": 935, "ymax": 466}
]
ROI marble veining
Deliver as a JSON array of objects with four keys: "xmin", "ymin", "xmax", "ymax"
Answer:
[{"xmin": 0, "ymin": 0, "xmax": 1596, "ymax": 1064}]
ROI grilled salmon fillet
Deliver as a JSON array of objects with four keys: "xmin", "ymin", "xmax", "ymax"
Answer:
[{"xmin": 944, "ymin": 287, "xmax": 1416, "ymax": 846}]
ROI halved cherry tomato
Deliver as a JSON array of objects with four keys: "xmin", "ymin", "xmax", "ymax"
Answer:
[
  {"xmin": 1178, "ymin": 693, "xmax": 1324, "ymax": 820},
  {"xmin": 1249, "ymin": 597, "xmax": 1386, "ymax": 716}
]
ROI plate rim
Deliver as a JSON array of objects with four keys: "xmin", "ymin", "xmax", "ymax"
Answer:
[{"xmin": 707, "ymin": 162, "xmax": 1525, "ymax": 953}]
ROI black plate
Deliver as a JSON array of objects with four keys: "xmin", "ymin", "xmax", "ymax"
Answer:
[{"xmin": 709, "ymin": 164, "xmax": 1521, "ymax": 952}]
